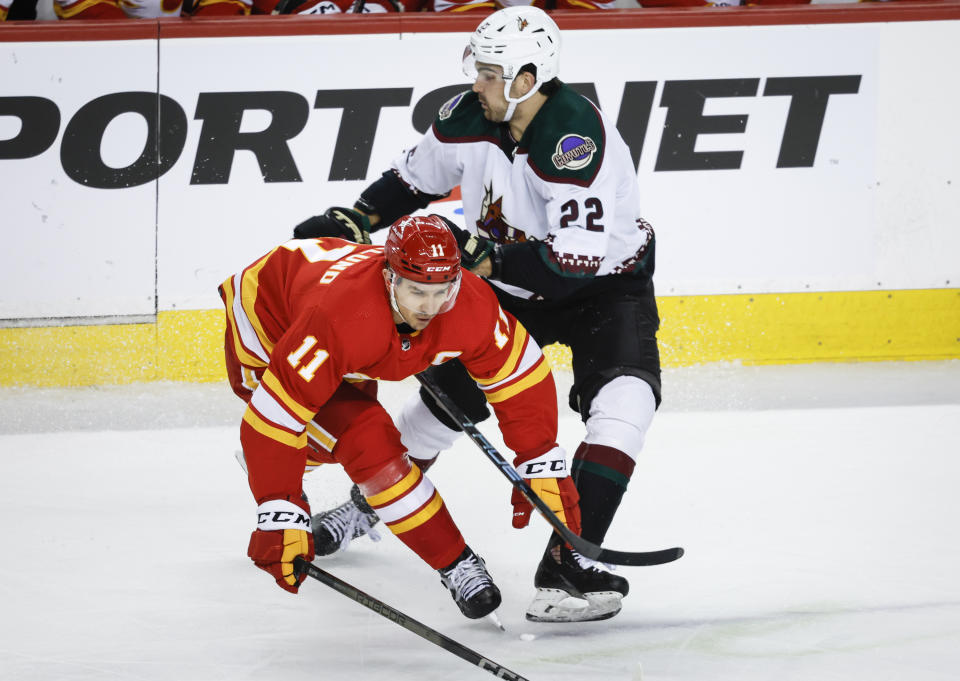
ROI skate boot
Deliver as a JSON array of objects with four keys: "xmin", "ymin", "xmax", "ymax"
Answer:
[
  {"xmin": 438, "ymin": 547, "xmax": 502, "ymax": 619},
  {"xmin": 526, "ymin": 534, "xmax": 629, "ymax": 623},
  {"xmin": 311, "ymin": 484, "xmax": 381, "ymax": 556}
]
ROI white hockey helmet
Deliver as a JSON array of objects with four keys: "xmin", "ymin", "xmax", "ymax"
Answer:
[{"xmin": 462, "ymin": 6, "xmax": 561, "ymax": 120}]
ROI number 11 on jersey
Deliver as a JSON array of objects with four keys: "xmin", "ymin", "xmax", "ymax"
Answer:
[{"xmin": 287, "ymin": 335, "xmax": 329, "ymax": 382}]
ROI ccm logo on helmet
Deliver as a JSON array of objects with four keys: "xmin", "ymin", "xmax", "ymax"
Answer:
[{"xmin": 426, "ymin": 265, "xmax": 453, "ymax": 272}]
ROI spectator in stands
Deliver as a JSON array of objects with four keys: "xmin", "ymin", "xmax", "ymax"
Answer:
[
  {"xmin": 638, "ymin": 0, "xmax": 809, "ymax": 6},
  {"xmin": 495, "ymin": 0, "xmax": 616, "ymax": 10},
  {"xmin": 252, "ymin": 0, "xmax": 495, "ymax": 14},
  {"xmin": 29, "ymin": 0, "xmax": 252, "ymax": 20}
]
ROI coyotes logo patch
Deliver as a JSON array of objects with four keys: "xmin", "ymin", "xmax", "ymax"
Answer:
[{"xmin": 551, "ymin": 134, "xmax": 597, "ymax": 171}]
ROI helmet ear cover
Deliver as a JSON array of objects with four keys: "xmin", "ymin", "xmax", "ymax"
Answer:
[{"xmin": 357, "ymin": 170, "xmax": 446, "ymax": 229}]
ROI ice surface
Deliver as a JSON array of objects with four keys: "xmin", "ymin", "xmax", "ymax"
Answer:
[{"xmin": 2, "ymin": 362, "xmax": 959, "ymax": 681}]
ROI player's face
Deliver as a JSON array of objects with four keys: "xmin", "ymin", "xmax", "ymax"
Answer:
[
  {"xmin": 472, "ymin": 62, "xmax": 511, "ymax": 122},
  {"xmin": 390, "ymin": 275, "xmax": 457, "ymax": 331}
]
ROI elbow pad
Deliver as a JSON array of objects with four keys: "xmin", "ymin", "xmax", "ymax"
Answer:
[{"xmin": 358, "ymin": 170, "xmax": 448, "ymax": 228}]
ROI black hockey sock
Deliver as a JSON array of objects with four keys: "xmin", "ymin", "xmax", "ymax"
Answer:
[{"xmin": 570, "ymin": 443, "xmax": 636, "ymax": 545}]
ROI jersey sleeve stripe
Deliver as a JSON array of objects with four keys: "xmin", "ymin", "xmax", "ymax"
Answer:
[
  {"xmin": 230, "ymin": 271, "xmax": 271, "ymax": 365},
  {"xmin": 54, "ymin": 0, "xmax": 112, "ymax": 20},
  {"xmin": 306, "ymin": 422, "xmax": 338, "ymax": 454},
  {"xmin": 366, "ymin": 464, "xmax": 422, "ymax": 507},
  {"xmin": 262, "ymin": 370, "xmax": 315, "ymax": 423},
  {"xmin": 222, "ymin": 276, "xmax": 268, "ymax": 368},
  {"xmin": 250, "ymin": 385, "xmax": 305, "ymax": 433},
  {"xmin": 474, "ymin": 332, "xmax": 543, "ymax": 391},
  {"xmin": 240, "ymin": 367, "xmax": 260, "ymax": 393},
  {"xmin": 483, "ymin": 357, "xmax": 552, "ymax": 404},
  {"xmin": 385, "ymin": 491, "xmax": 444, "ymax": 535},
  {"xmin": 564, "ymin": 0, "xmax": 602, "ymax": 9},
  {"xmin": 473, "ymin": 321, "xmax": 528, "ymax": 387},
  {"xmin": 242, "ymin": 406, "xmax": 307, "ymax": 449},
  {"xmin": 239, "ymin": 251, "xmax": 278, "ymax": 359},
  {"xmin": 370, "ymin": 474, "xmax": 437, "ymax": 524}
]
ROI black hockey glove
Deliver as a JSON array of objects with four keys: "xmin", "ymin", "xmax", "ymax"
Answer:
[
  {"xmin": 293, "ymin": 207, "xmax": 372, "ymax": 244},
  {"xmin": 442, "ymin": 219, "xmax": 501, "ymax": 277}
]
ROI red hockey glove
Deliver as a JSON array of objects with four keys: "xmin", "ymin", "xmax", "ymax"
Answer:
[
  {"xmin": 511, "ymin": 447, "xmax": 582, "ymax": 536},
  {"xmin": 247, "ymin": 497, "xmax": 315, "ymax": 594}
]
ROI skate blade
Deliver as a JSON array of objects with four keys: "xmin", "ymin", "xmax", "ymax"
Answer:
[
  {"xmin": 486, "ymin": 610, "xmax": 506, "ymax": 632},
  {"xmin": 525, "ymin": 588, "xmax": 623, "ymax": 623}
]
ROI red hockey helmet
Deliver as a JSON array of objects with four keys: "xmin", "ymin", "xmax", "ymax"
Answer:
[
  {"xmin": 384, "ymin": 215, "xmax": 462, "ymax": 320},
  {"xmin": 384, "ymin": 215, "xmax": 461, "ymax": 284}
]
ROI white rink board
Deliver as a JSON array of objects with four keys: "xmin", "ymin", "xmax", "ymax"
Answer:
[
  {"xmin": 155, "ymin": 33, "xmax": 458, "ymax": 312},
  {"xmin": 158, "ymin": 26, "xmax": 883, "ymax": 309},
  {"xmin": 2, "ymin": 17, "xmax": 958, "ymax": 319},
  {"xmin": 0, "ymin": 39, "xmax": 158, "ymax": 320}
]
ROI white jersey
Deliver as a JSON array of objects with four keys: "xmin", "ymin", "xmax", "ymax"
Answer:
[{"xmin": 391, "ymin": 85, "xmax": 654, "ymax": 300}]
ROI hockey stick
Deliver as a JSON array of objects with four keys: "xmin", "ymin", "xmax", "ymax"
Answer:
[
  {"xmin": 416, "ymin": 372, "xmax": 684, "ymax": 567},
  {"xmin": 293, "ymin": 557, "xmax": 529, "ymax": 681}
]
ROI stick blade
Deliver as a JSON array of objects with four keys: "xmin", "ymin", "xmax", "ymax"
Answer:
[
  {"xmin": 593, "ymin": 545, "xmax": 685, "ymax": 567},
  {"xmin": 554, "ymin": 513, "xmax": 685, "ymax": 566}
]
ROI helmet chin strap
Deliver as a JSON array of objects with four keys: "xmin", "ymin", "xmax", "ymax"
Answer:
[
  {"xmin": 501, "ymin": 76, "xmax": 540, "ymax": 123},
  {"xmin": 386, "ymin": 271, "xmax": 409, "ymax": 324}
]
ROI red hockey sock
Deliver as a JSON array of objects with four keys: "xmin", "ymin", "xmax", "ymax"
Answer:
[{"xmin": 362, "ymin": 465, "xmax": 465, "ymax": 570}]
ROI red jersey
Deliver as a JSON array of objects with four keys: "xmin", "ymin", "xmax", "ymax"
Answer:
[{"xmin": 221, "ymin": 237, "xmax": 560, "ymax": 501}]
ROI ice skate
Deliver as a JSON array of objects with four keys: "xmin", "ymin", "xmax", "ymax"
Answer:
[
  {"xmin": 526, "ymin": 535, "xmax": 629, "ymax": 623},
  {"xmin": 311, "ymin": 484, "xmax": 381, "ymax": 556},
  {"xmin": 438, "ymin": 547, "xmax": 502, "ymax": 619}
]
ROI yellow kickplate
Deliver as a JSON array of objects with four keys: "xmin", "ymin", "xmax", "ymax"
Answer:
[{"xmin": 2, "ymin": 289, "xmax": 958, "ymax": 386}]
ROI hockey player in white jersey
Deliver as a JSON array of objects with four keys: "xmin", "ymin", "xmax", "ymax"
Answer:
[{"xmin": 296, "ymin": 6, "xmax": 662, "ymax": 623}]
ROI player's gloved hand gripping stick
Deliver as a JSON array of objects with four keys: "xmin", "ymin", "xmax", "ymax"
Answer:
[
  {"xmin": 416, "ymin": 372, "xmax": 684, "ymax": 567},
  {"xmin": 510, "ymin": 446, "xmax": 581, "ymax": 533}
]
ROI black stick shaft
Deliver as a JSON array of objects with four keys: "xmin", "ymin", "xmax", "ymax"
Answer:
[
  {"xmin": 294, "ymin": 558, "xmax": 529, "ymax": 681},
  {"xmin": 415, "ymin": 372, "xmax": 684, "ymax": 567}
]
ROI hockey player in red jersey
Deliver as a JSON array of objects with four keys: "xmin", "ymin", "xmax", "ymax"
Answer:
[{"xmin": 220, "ymin": 214, "xmax": 581, "ymax": 619}]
